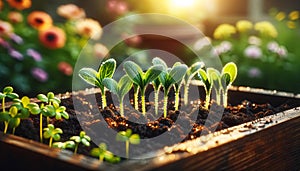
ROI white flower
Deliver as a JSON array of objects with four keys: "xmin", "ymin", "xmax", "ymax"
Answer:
[
  {"xmin": 193, "ymin": 37, "xmax": 211, "ymax": 51},
  {"xmin": 244, "ymin": 45, "xmax": 262, "ymax": 59},
  {"xmin": 277, "ymin": 46, "xmax": 288, "ymax": 58},
  {"xmin": 267, "ymin": 41, "xmax": 279, "ymax": 53},
  {"xmin": 0, "ymin": 20, "xmax": 13, "ymax": 37},
  {"xmin": 211, "ymin": 41, "xmax": 232, "ymax": 56},
  {"xmin": 248, "ymin": 36, "xmax": 261, "ymax": 46},
  {"xmin": 93, "ymin": 43, "xmax": 109, "ymax": 59},
  {"xmin": 57, "ymin": 4, "xmax": 86, "ymax": 20},
  {"xmin": 75, "ymin": 18, "xmax": 102, "ymax": 40}
]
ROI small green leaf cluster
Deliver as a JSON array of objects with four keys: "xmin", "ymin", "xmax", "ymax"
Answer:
[
  {"xmin": 90, "ymin": 143, "xmax": 121, "ymax": 163},
  {"xmin": 116, "ymin": 129, "xmax": 140, "ymax": 158}
]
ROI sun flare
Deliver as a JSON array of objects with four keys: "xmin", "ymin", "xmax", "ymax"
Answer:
[{"xmin": 170, "ymin": 0, "xmax": 196, "ymax": 8}]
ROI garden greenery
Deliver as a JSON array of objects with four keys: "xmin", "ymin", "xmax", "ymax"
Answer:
[{"xmin": 116, "ymin": 129, "xmax": 140, "ymax": 158}]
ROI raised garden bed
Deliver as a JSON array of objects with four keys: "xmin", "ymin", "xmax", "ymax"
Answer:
[{"xmin": 1, "ymin": 85, "xmax": 300, "ymax": 170}]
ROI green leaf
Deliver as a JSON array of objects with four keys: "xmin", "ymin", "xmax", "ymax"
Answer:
[
  {"xmin": 0, "ymin": 93, "xmax": 5, "ymax": 99},
  {"xmin": 198, "ymin": 69, "xmax": 211, "ymax": 90},
  {"xmin": 9, "ymin": 106, "xmax": 18, "ymax": 117},
  {"xmin": 152, "ymin": 57, "xmax": 168, "ymax": 69},
  {"xmin": 47, "ymin": 92, "xmax": 55, "ymax": 100},
  {"xmin": 81, "ymin": 138, "xmax": 90, "ymax": 146},
  {"xmin": 119, "ymin": 75, "xmax": 133, "ymax": 98},
  {"xmin": 103, "ymin": 78, "xmax": 118, "ymax": 96},
  {"xmin": 78, "ymin": 68, "xmax": 100, "ymax": 87},
  {"xmin": 53, "ymin": 134, "xmax": 61, "ymax": 141},
  {"xmin": 70, "ymin": 136, "xmax": 81, "ymax": 143},
  {"xmin": 168, "ymin": 65, "xmax": 188, "ymax": 84},
  {"xmin": 123, "ymin": 61, "xmax": 143, "ymax": 85},
  {"xmin": 9, "ymin": 118, "xmax": 20, "ymax": 128},
  {"xmin": 21, "ymin": 96, "xmax": 30, "ymax": 107},
  {"xmin": 37, "ymin": 94, "xmax": 48, "ymax": 103},
  {"xmin": 55, "ymin": 112, "xmax": 62, "ymax": 120},
  {"xmin": 185, "ymin": 62, "xmax": 204, "ymax": 83},
  {"xmin": 221, "ymin": 73, "xmax": 231, "ymax": 86},
  {"xmin": 208, "ymin": 68, "xmax": 221, "ymax": 90},
  {"xmin": 3, "ymin": 86, "xmax": 13, "ymax": 94},
  {"xmin": 6, "ymin": 93, "xmax": 19, "ymax": 99},
  {"xmin": 65, "ymin": 141, "xmax": 75, "ymax": 149},
  {"xmin": 144, "ymin": 65, "xmax": 163, "ymax": 85},
  {"xmin": 116, "ymin": 131, "xmax": 128, "ymax": 142},
  {"xmin": 61, "ymin": 111, "xmax": 69, "ymax": 119},
  {"xmin": 129, "ymin": 134, "xmax": 140, "ymax": 145},
  {"xmin": 125, "ymin": 129, "xmax": 132, "ymax": 137},
  {"xmin": 222, "ymin": 62, "xmax": 237, "ymax": 84},
  {"xmin": 52, "ymin": 142, "xmax": 66, "ymax": 149},
  {"xmin": 98, "ymin": 59, "xmax": 116, "ymax": 81},
  {"xmin": 19, "ymin": 108, "xmax": 30, "ymax": 119},
  {"xmin": 0, "ymin": 112, "xmax": 11, "ymax": 122},
  {"xmin": 42, "ymin": 105, "xmax": 56, "ymax": 117}
]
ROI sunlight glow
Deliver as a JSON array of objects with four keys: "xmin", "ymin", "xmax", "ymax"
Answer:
[{"xmin": 170, "ymin": 0, "xmax": 196, "ymax": 8}]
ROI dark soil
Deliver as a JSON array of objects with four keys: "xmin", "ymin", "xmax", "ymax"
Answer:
[{"xmin": 0, "ymin": 86, "xmax": 297, "ymax": 161}]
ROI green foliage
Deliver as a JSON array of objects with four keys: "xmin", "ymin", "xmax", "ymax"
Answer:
[
  {"xmin": 90, "ymin": 143, "xmax": 121, "ymax": 163},
  {"xmin": 70, "ymin": 131, "xmax": 91, "ymax": 154},
  {"xmin": 116, "ymin": 129, "xmax": 140, "ymax": 158},
  {"xmin": 123, "ymin": 61, "xmax": 163, "ymax": 114},
  {"xmin": 43, "ymin": 124, "xmax": 63, "ymax": 147},
  {"xmin": 79, "ymin": 59, "xmax": 117, "ymax": 108},
  {"xmin": 103, "ymin": 75, "xmax": 133, "ymax": 116}
]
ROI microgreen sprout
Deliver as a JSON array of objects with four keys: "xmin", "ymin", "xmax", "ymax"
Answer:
[
  {"xmin": 123, "ymin": 61, "xmax": 163, "ymax": 115},
  {"xmin": 103, "ymin": 75, "xmax": 133, "ymax": 117},
  {"xmin": 43, "ymin": 124, "xmax": 63, "ymax": 147},
  {"xmin": 90, "ymin": 143, "xmax": 121, "ymax": 163},
  {"xmin": 133, "ymin": 83, "xmax": 139, "ymax": 111},
  {"xmin": 220, "ymin": 62, "xmax": 238, "ymax": 107},
  {"xmin": 183, "ymin": 62, "xmax": 205, "ymax": 106},
  {"xmin": 0, "ymin": 86, "xmax": 19, "ymax": 133},
  {"xmin": 52, "ymin": 141, "xmax": 75, "ymax": 150},
  {"xmin": 198, "ymin": 68, "xmax": 213, "ymax": 109},
  {"xmin": 154, "ymin": 59, "xmax": 187, "ymax": 117},
  {"xmin": 172, "ymin": 62, "xmax": 188, "ymax": 111},
  {"xmin": 79, "ymin": 59, "xmax": 116, "ymax": 109},
  {"xmin": 69, "ymin": 131, "xmax": 91, "ymax": 154},
  {"xmin": 116, "ymin": 129, "xmax": 140, "ymax": 158}
]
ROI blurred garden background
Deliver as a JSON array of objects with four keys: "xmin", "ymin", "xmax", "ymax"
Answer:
[{"xmin": 1, "ymin": 0, "xmax": 300, "ymax": 97}]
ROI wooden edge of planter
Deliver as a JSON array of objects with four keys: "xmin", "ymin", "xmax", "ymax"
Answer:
[
  {"xmin": 113, "ymin": 107, "xmax": 300, "ymax": 171},
  {"xmin": 0, "ymin": 132, "xmax": 108, "ymax": 170}
]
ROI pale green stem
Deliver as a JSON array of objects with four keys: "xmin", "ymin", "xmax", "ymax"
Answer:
[
  {"xmin": 204, "ymin": 92, "xmax": 211, "ymax": 109},
  {"xmin": 134, "ymin": 87, "xmax": 139, "ymax": 110},
  {"xmin": 74, "ymin": 143, "xmax": 79, "ymax": 154},
  {"xmin": 154, "ymin": 89, "xmax": 159, "ymax": 115},
  {"xmin": 99, "ymin": 154, "xmax": 104, "ymax": 162},
  {"xmin": 49, "ymin": 137, "xmax": 53, "ymax": 147},
  {"xmin": 12, "ymin": 127, "xmax": 16, "ymax": 135},
  {"xmin": 141, "ymin": 88, "xmax": 146, "ymax": 115},
  {"xmin": 163, "ymin": 94, "xmax": 168, "ymax": 118},
  {"xmin": 2, "ymin": 98, "xmax": 5, "ymax": 112},
  {"xmin": 40, "ymin": 114, "xmax": 43, "ymax": 143},
  {"xmin": 174, "ymin": 89, "xmax": 180, "ymax": 111},
  {"xmin": 223, "ymin": 89, "xmax": 228, "ymax": 107},
  {"xmin": 126, "ymin": 141, "xmax": 129, "ymax": 159},
  {"xmin": 3, "ymin": 122, "xmax": 8, "ymax": 134},
  {"xmin": 46, "ymin": 116, "xmax": 50, "ymax": 125},
  {"xmin": 216, "ymin": 89, "xmax": 221, "ymax": 105},
  {"xmin": 119, "ymin": 99, "xmax": 124, "ymax": 117},
  {"xmin": 183, "ymin": 83, "xmax": 190, "ymax": 106},
  {"xmin": 101, "ymin": 93, "xmax": 107, "ymax": 109}
]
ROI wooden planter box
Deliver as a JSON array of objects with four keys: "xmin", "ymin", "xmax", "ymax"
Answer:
[{"xmin": 1, "ymin": 86, "xmax": 300, "ymax": 171}]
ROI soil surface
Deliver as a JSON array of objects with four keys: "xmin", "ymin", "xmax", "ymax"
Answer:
[{"xmin": 0, "ymin": 86, "xmax": 297, "ymax": 161}]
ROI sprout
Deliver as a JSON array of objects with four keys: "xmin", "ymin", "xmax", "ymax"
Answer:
[
  {"xmin": 116, "ymin": 129, "xmax": 140, "ymax": 159},
  {"xmin": 123, "ymin": 61, "xmax": 163, "ymax": 115},
  {"xmin": 103, "ymin": 75, "xmax": 133, "ymax": 116},
  {"xmin": 0, "ymin": 86, "xmax": 19, "ymax": 134},
  {"xmin": 52, "ymin": 141, "xmax": 75, "ymax": 150},
  {"xmin": 79, "ymin": 59, "xmax": 116, "ymax": 109},
  {"xmin": 156, "ymin": 61, "xmax": 187, "ymax": 117},
  {"xmin": 43, "ymin": 124, "xmax": 63, "ymax": 147},
  {"xmin": 198, "ymin": 68, "xmax": 213, "ymax": 109},
  {"xmin": 70, "ymin": 131, "xmax": 91, "ymax": 154},
  {"xmin": 90, "ymin": 143, "xmax": 120, "ymax": 163},
  {"xmin": 221, "ymin": 62, "xmax": 238, "ymax": 107},
  {"xmin": 133, "ymin": 83, "xmax": 139, "ymax": 111},
  {"xmin": 172, "ymin": 62, "xmax": 187, "ymax": 111},
  {"xmin": 183, "ymin": 62, "xmax": 205, "ymax": 106}
]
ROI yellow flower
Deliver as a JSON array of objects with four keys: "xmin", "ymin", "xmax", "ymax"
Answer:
[
  {"xmin": 39, "ymin": 26, "xmax": 66, "ymax": 49},
  {"xmin": 0, "ymin": 20, "xmax": 13, "ymax": 37},
  {"xmin": 275, "ymin": 12, "xmax": 286, "ymax": 21},
  {"xmin": 27, "ymin": 11, "xmax": 53, "ymax": 30},
  {"xmin": 287, "ymin": 21, "xmax": 296, "ymax": 29},
  {"xmin": 289, "ymin": 11, "xmax": 299, "ymax": 21},
  {"xmin": 75, "ymin": 18, "xmax": 102, "ymax": 40},
  {"xmin": 8, "ymin": 11, "xmax": 23, "ymax": 23},
  {"xmin": 57, "ymin": 4, "xmax": 86, "ymax": 20},
  {"xmin": 254, "ymin": 21, "xmax": 278, "ymax": 38},
  {"xmin": 7, "ymin": 0, "xmax": 31, "ymax": 10},
  {"xmin": 213, "ymin": 24, "xmax": 236, "ymax": 39},
  {"xmin": 236, "ymin": 20, "xmax": 253, "ymax": 33}
]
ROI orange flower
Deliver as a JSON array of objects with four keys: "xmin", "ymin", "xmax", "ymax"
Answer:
[
  {"xmin": 39, "ymin": 27, "xmax": 66, "ymax": 49},
  {"xmin": 7, "ymin": 0, "xmax": 31, "ymax": 10},
  {"xmin": 75, "ymin": 18, "xmax": 102, "ymax": 40},
  {"xmin": 8, "ymin": 11, "xmax": 23, "ymax": 23},
  {"xmin": 27, "ymin": 11, "xmax": 53, "ymax": 30},
  {"xmin": 57, "ymin": 4, "xmax": 86, "ymax": 20},
  {"xmin": 0, "ymin": 0, "xmax": 3, "ymax": 10},
  {"xmin": 58, "ymin": 62, "xmax": 73, "ymax": 76}
]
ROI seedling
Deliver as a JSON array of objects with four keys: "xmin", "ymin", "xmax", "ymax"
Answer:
[
  {"xmin": 133, "ymin": 83, "xmax": 139, "ymax": 111},
  {"xmin": 123, "ymin": 61, "xmax": 163, "ymax": 115},
  {"xmin": 183, "ymin": 62, "xmax": 205, "ymax": 106},
  {"xmin": 172, "ymin": 62, "xmax": 188, "ymax": 111},
  {"xmin": 155, "ymin": 61, "xmax": 187, "ymax": 117},
  {"xmin": 90, "ymin": 143, "xmax": 120, "ymax": 163},
  {"xmin": 43, "ymin": 124, "xmax": 63, "ymax": 147},
  {"xmin": 70, "ymin": 131, "xmax": 91, "ymax": 154},
  {"xmin": 0, "ymin": 86, "xmax": 19, "ymax": 134},
  {"xmin": 116, "ymin": 129, "xmax": 140, "ymax": 158},
  {"xmin": 103, "ymin": 75, "xmax": 133, "ymax": 116},
  {"xmin": 79, "ymin": 59, "xmax": 116, "ymax": 109},
  {"xmin": 220, "ymin": 62, "xmax": 238, "ymax": 107},
  {"xmin": 198, "ymin": 68, "xmax": 213, "ymax": 109},
  {"xmin": 52, "ymin": 141, "xmax": 75, "ymax": 150}
]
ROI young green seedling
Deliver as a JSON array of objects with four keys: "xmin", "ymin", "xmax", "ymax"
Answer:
[
  {"xmin": 79, "ymin": 59, "xmax": 116, "ymax": 109},
  {"xmin": 152, "ymin": 57, "xmax": 168, "ymax": 115},
  {"xmin": 116, "ymin": 129, "xmax": 140, "ymax": 159},
  {"xmin": 172, "ymin": 62, "xmax": 188, "ymax": 111},
  {"xmin": 90, "ymin": 143, "xmax": 120, "ymax": 163},
  {"xmin": 52, "ymin": 141, "xmax": 75, "ymax": 150},
  {"xmin": 43, "ymin": 124, "xmax": 63, "ymax": 147},
  {"xmin": 69, "ymin": 131, "xmax": 91, "ymax": 154},
  {"xmin": 0, "ymin": 86, "xmax": 19, "ymax": 134},
  {"xmin": 198, "ymin": 68, "xmax": 213, "ymax": 109},
  {"xmin": 183, "ymin": 62, "xmax": 205, "ymax": 106},
  {"xmin": 103, "ymin": 75, "xmax": 133, "ymax": 116},
  {"xmin": 207, "ymin": 68, "xmax": 223, "ymax": 106},
  {"xmin": 220, "ymin": 62, "xmax": 237, "ymax": 107},
  {"xmin": 156, "ymin": 62, "xmax": 187, "ymax": 117},
  {"xmin": 123, "ymin": 61, "xmax": 163, "ymax": 115}
]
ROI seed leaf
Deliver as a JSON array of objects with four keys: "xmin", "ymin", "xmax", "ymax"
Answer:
[
  {"xmin": 123, "ymin": 61, "xmax": 143, "ymax": 85},
  {"xmin": 98, "ymin": 59, "xmax": 116, "ymax": 81},
  {"xmin": 129, "ymin": 134, "xmax": 140, "ymax": 145},
  {"xmin": 78, "ymin": 68, "xmax": 100, "ymax": 87},
  {"xmin": 222, "ymin": 62, "xmax": 237, "ymax": 84}
]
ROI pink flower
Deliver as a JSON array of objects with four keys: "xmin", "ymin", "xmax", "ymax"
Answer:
[
  {"xmin": 9, "ymin": 49, "xmax": 23, "ymax": 60},
  {"xmin": 244, "ymin": 45, "xmax": 262, "ymax": 59},
  {"xmin": 0, "ymin": 38, "xmax": 10, "ymax": 49},
  {"xmin": 31, "ymin": 67, "xmax": 48, "ymax": 82},
  {"xmin": 27, "ymin": 48, "xmax": 42, "ymax": 61},
  {"xmin": 248, "ymin": 67, "xmax": 262, "ymax": 78},
  {"xmin": 10, "ymin": 34, "xmax": 23, "ymax": 44},
  {"xmin": 106, "ymin": 0, "xmax": 128, "ymax": 16}
]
